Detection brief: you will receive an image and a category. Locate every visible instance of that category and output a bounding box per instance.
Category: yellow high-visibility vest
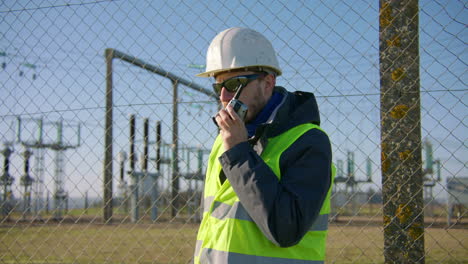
[194,123,335,264]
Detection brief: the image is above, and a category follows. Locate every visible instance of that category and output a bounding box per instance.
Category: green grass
[0,222,198,264]
[1,222,466,264]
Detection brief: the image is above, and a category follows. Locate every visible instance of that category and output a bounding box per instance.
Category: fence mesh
[0,0,466,263]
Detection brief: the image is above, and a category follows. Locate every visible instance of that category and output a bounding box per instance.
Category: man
[193,27,335,264]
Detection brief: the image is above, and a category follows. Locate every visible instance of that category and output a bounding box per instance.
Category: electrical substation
[1,117,81,221]
[1,48,217,224]
[0,48,458,227]
[102,48,218,223]
[115,115,210,223]
[332,139,443,220]
[0,111,448,224]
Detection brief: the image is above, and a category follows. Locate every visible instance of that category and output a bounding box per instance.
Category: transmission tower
[33,147,45,218]
[17,117,81,220]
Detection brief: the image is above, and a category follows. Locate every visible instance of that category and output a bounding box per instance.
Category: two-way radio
[212,83,248,127]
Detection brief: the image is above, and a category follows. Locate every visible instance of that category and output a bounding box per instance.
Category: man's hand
[214,105,248,151]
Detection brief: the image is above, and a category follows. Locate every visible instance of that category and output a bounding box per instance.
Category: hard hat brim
[196,65,282,78]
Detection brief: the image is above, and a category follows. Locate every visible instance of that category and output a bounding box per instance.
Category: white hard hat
[196,27,282,77]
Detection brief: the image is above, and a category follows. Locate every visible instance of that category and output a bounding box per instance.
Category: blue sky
[0,0,466,201]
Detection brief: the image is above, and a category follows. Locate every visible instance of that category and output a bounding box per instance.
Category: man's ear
[264,74,276,93]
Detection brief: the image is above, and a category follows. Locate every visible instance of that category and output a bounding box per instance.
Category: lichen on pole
[379,1,425,263]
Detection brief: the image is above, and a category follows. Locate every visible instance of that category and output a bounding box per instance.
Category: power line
[1,33,464,76]
[1,89,465,119]
[0,100,217,119]
[0,0,119,13]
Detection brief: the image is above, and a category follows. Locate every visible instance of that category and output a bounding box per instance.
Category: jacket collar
[248,86,321,155]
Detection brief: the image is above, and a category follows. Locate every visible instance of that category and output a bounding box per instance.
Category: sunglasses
[212,74,263,95]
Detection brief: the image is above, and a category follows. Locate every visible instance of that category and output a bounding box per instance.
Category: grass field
[0,220,466,264]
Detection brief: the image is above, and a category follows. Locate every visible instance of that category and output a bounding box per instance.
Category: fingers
[214,109,231,128]
[215,106,239,129]
[225,104,239,121]
[214,105,248,150]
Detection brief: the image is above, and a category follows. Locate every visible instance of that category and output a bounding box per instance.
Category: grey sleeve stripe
[206,198,329,232]
[203,196,215,213]
[194,239,203,257]
[310,214,329,231]
[211,201,253,221]
[200,248,324,264]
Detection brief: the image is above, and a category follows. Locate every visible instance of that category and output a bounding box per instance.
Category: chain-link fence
[0,0,466,263]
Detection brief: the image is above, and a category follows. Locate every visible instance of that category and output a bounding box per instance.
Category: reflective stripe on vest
[195,241,324,264]
[203,197,329,232]
[194,123,335,264]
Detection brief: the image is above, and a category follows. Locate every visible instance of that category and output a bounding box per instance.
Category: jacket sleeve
[219,128,332,247]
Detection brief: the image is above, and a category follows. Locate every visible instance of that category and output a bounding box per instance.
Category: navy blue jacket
[218,86,333,247]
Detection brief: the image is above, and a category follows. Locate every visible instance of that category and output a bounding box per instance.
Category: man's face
[215,71,274,122]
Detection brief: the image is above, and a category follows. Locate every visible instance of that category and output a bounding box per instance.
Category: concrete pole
[103,48,114,223]
[379,1,425,263]
[171,79,179,218]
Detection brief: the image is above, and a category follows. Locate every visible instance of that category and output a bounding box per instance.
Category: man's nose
[219,87,235,102]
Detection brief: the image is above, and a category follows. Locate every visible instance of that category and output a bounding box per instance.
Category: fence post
[379,1,425,263]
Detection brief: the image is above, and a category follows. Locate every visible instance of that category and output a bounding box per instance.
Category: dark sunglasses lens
[213,74,258,94]
[212,83,222,93]
[224,78,246,92]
